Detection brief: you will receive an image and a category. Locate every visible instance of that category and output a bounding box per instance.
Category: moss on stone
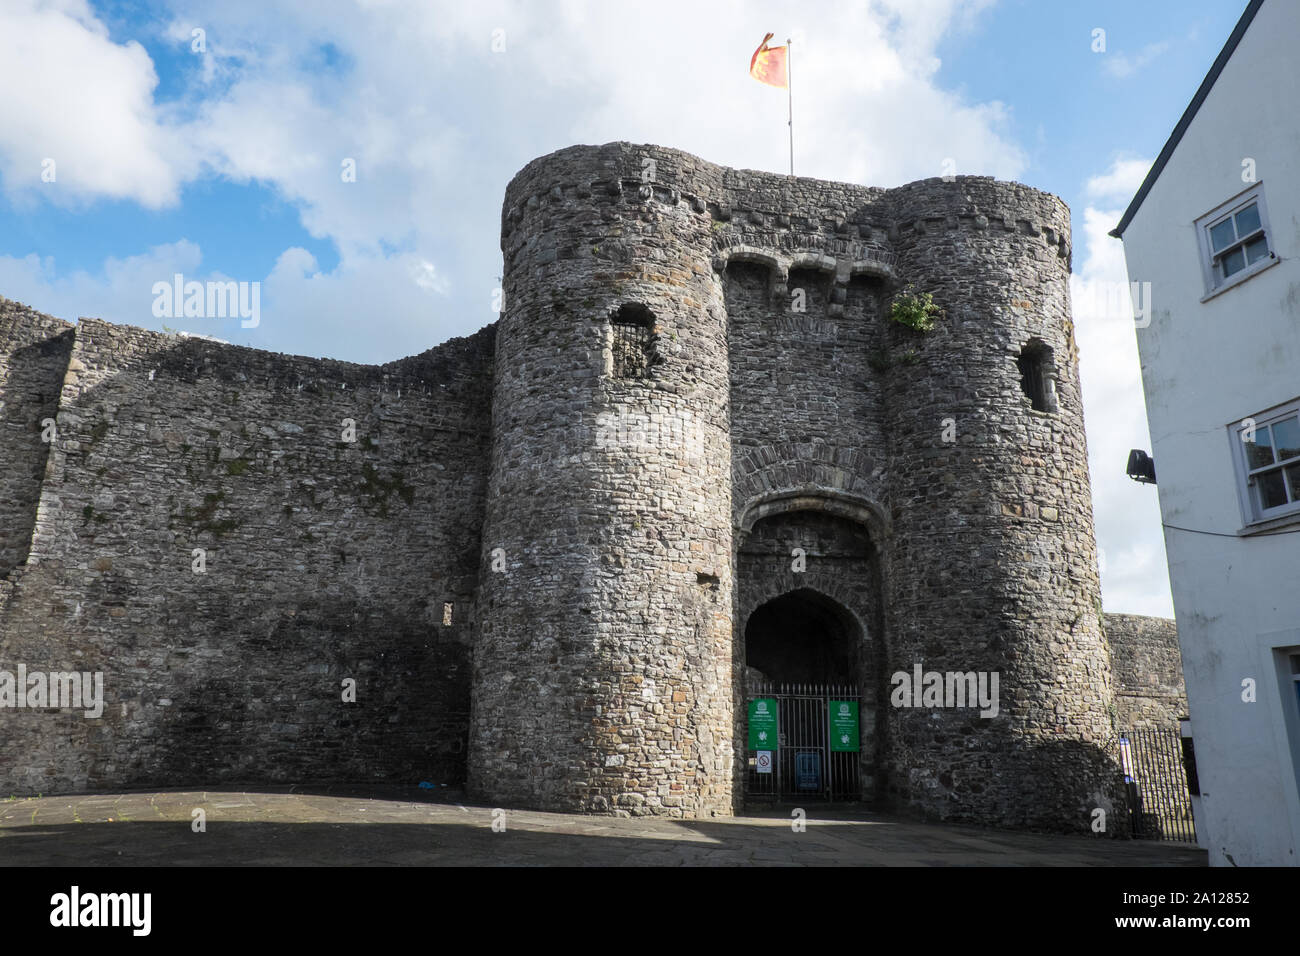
[358,463,415,517]
[180,491,241,537]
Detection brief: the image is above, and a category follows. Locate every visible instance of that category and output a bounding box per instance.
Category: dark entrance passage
[746,589,856,684]
[743,590,862,803]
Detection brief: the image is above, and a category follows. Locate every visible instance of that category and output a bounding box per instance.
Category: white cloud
[0,240,202,324]
[873,0,998,56]
[4,0,1028,218]
[0,0,194,208]
[1085,157,1151,202]
[1070,166,1174,616]
[537,1,1024,187]
[255,246,462,362]
[0,240,469,363]
[1101,40,1172,80]
[1,0,1029,361]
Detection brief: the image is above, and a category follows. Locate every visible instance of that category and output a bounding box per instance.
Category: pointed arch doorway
[734,501,883,805]
[743,588,864,803]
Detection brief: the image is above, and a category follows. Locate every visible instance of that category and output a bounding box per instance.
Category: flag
[749,32,787,89]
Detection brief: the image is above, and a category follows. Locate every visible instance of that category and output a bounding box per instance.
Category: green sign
[748,698,778,750]
[830,700,859,752]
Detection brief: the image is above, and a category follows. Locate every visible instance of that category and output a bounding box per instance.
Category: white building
[1112,0,1300,866]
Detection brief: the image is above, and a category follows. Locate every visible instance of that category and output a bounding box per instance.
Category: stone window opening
[442,601,454,626]
[1017,340,1058,413]
[787,267,832,315]
[609,303,661,379]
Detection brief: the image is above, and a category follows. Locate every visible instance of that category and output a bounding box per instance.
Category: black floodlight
[1126,449,1157,484]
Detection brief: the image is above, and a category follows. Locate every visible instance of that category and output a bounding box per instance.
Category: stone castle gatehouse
[0,143,1184,831]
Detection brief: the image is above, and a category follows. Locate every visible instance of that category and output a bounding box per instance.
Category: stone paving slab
[0,789,1207,866]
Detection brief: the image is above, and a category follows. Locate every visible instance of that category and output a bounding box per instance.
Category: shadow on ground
[0,788,1207,867]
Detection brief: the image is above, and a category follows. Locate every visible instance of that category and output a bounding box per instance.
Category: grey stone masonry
[1105,614,1187,730]
[475,141,1115,828]
[0,300,73,582]
[0,142,1188,835]
[1,304,494,794]
[473,144,737,817]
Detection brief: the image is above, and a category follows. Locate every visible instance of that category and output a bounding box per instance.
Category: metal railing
[1114,729,1197,842]
[745,682,861,803]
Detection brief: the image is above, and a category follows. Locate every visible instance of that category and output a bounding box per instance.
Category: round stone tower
[878,177,1120,829]
[469,144,736,816]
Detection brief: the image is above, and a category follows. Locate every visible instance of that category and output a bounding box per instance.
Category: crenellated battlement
[500,143,1071,336]
[502,145,1070,251]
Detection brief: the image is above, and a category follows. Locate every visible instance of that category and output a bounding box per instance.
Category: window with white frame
[1230,398,1300,525]
[1197,185,1274,294]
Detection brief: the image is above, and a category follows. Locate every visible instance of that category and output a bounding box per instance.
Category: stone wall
[735,510,884,797]
[0,299,73,583]
[471,143,737,817]
[1,142,1162,834]
[879,178,1120,830]
[477,142,1122,830]
[0,308,494,794]
[1104,613,1187,729]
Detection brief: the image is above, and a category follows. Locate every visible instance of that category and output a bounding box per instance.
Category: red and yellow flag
[749,32,787,89]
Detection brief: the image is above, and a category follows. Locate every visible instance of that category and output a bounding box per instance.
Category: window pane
[1221,247,1246,278]
[1245,424,1275,468]
[1210,218,1237,252]
[1235,203,1262,235]
[1258,470,1288,509]
[1288,464,1300,503]
[1273,417,1300,461]
[1246,235,1270,265]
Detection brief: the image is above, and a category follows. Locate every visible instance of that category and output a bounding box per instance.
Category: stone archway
[744,588,858,685]
[740,587,871,803]
[733,506,885,802]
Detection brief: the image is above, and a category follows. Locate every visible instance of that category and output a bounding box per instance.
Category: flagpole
[787,37,794,175]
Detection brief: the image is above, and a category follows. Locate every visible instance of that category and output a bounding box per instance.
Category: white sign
[756,750,773,774]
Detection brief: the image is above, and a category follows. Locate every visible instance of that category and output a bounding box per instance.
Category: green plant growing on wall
[358,463,415,518]
[85,420,110,448]
[179,491,240,537]
[80,504,108,525]
[889,286,944,333]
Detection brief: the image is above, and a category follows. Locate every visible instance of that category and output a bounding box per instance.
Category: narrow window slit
[1017,341,1058,413]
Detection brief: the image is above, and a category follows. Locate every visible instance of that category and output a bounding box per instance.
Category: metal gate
[744,682,861,803]
[1115,729,1197,842]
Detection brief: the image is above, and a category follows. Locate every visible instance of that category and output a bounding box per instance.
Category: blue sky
[0,0,1255,615]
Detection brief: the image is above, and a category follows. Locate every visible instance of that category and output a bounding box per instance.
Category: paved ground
[0,788,1207,866]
